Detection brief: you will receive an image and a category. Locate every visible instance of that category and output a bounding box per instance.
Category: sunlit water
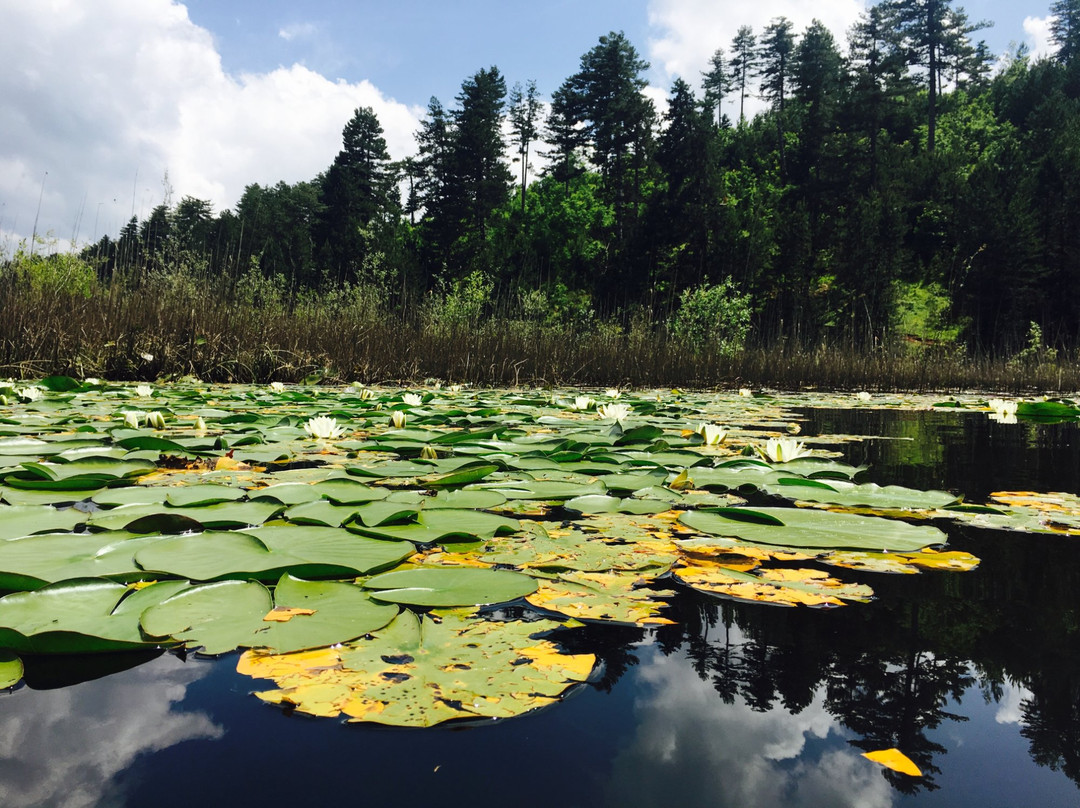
[1,408,1079,807]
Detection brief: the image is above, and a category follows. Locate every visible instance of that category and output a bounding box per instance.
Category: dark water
[2,409,1080,808]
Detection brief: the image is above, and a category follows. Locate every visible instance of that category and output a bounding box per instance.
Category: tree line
[77,0,1080,354]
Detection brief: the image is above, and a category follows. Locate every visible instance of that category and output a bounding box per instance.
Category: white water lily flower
[269,381,285,393]
[390,410,408,428]
[135,385,153,397]
[739,388,753,397]
[696,423,727,445]
[304,416,345,440]
[449,384,462,394]
[570,395,594,411]
[989,412,1018,424]
[147,411,167,429]
[759,437,813,463]
[605,388,621,399]
[17,386,44,402]
[350,384,375,400]
[122,411,144,429]
[84,377,100,385]
[402,393,422,407]
[857,391,872,401]
[597,402,632,422]
[987,398,1019,419]
[195,416,207,432]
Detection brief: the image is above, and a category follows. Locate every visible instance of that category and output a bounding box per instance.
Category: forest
[7,0,1080,384]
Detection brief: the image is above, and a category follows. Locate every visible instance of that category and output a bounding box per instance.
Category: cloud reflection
[605,642,893,808]
[0,655,221,808]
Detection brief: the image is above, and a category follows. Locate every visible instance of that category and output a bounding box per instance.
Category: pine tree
[701,48,733,127]
[730,26,758,124]
[1051,0,1080,66]
[508,80,542,214]
[759,17,796,177]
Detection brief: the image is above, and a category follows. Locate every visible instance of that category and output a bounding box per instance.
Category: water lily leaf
[350,508,519,544]
[238,610,594,726]
[0,578,188,653]
[421,489,507,510]
[283,500,368,527]
[18,457,156,482]
[351,501,422,527]
[424,463,500,488]
[138,575,399,655]
[679,507,946,552]
[0,650,22,688]
[0,531,165,589]
[0,485,104,506]
[88,500,285,531]
[673,558,874,607]
[165,484,247,507]
[862,748,923,777]
[475,479,606,501]
[92,487,170,507]
[1015,400,1080,420]
[766,480,960,510]
[821,548,981,574]
[314,479,390,505]
[345,460,438,479]
[364,566,537,606]
[526,571,676,625]
[0,504,86,540]
[247,482,327,505]
[563,495,672,515]
[133,525,414,581]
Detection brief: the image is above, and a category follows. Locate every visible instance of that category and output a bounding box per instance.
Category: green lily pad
[0,504,86,540]
[678,507,947,552]
[138,575,399,655]
[0,578,188,653]
[0,650,22,688]
[132,525,414,581]
[364,566,538,606]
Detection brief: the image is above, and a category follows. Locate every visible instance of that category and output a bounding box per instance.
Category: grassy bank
[1,262,1075,393]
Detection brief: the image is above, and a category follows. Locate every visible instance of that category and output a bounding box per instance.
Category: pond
[0,385,1078,808]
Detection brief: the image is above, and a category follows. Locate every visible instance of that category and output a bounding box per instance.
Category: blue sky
[0,0,1058,251]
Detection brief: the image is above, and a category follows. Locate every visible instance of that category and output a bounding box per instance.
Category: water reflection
[0,654,221,808]
[0,408,1078,807]
[607,637,892,808]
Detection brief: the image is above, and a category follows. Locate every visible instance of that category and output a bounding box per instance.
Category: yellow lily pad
[862,747,923,776]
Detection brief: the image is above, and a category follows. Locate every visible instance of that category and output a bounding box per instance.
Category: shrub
[668,278,751,356]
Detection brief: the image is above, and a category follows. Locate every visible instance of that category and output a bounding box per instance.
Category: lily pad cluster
[0,378,1016,721]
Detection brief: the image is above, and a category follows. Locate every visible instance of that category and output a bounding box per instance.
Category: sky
[0,0,1059,253]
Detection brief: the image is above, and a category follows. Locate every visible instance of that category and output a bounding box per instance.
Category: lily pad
[238,610,594,726]
[364,566,538,607]
[678,507,947,552]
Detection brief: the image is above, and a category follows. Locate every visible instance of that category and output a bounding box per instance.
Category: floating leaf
[679,507,946,552]
[139,575,399,655]
[862,748,923,777]
[133,525,414,581]
[0,504,86,540]
[673,558,873,607]
[238,610,594,726]
[0,578,188,653]
[526,570,676,625]
[364,566,537,607]
[0,650,22,688]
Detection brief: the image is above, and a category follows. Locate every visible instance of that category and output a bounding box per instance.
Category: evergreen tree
[701,48,733,127]
[508,80,542,214]
[451,66,513,255]
[542,83,588,195]
[730,26,758,124]
[317,106,395,285]
[759,17,796,177]
[1051,0,1080,66]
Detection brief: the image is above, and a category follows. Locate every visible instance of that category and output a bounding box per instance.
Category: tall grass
[0,255,1076,393]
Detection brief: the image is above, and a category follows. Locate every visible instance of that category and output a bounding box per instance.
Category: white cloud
[995,680,1034,725]
[278,22,318,42]
[645,0,867,120]
[603,642,895,808]
[0,0,421,250]
[0,654,220,808]
[1023,15,1055,59]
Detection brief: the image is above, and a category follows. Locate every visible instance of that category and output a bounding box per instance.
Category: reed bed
[0,272,1075,394]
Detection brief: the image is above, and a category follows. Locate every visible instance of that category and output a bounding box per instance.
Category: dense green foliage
[13,0,1080,359]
